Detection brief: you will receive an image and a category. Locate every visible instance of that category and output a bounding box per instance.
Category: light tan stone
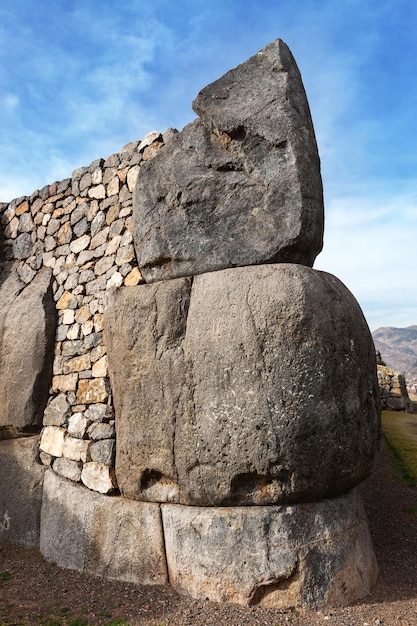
[105,235,121,256]
[70,234,91,254]
[115,244,135,266]
[138,131,162,152]
[4,216,18,238]
[117,167,129,183]
[40,426,66,457]
[107,176,120,197]
[75,305,91,324]
[16,200,29,216]
[63,353,91,374]
[91,167,102,184]
[66,323,80,340]
[81,461,117,493]
[56,290,79,310]
[93,313,104,332]
[82,320,94,336]
[107,271,123,289]
[95,256,115,276]
[92,355,107,378]
[127,166,140,192]
[142,142,163,161]
[124,267,142,286]
[57,221,72,245]
[63,436,91,462]
[68,412,90,438]
[52,373,78,393]
[77,378,108,404]
[90,226,109,249]
[62,309,75,325]
[88,184,106,199]
[106,204,119,225]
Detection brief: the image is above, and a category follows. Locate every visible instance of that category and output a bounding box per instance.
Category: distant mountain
[372,325,417,382]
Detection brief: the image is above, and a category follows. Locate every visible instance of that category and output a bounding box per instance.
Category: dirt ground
[1,440,417,626]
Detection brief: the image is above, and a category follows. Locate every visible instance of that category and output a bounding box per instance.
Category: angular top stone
[133,39,324,283]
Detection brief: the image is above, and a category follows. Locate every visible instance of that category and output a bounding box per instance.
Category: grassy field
[382,409,417,488]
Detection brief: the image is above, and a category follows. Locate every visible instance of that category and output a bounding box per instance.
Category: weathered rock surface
[161,489,378,608]
[106,264,380,506]
[40,469,167,584]
[0,266,56,438]
[0,436,45,547]
[133,39,323,283]
[105,277,192,503]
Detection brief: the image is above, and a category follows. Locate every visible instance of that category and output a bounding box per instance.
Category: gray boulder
[40,469,168,584]
[0,436,46,547]
[0,266,56,438]
[161,489,378,608]
[133,39,323,283]
[105,264,380,506]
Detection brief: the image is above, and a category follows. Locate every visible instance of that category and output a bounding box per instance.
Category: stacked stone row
[0,130,167,494]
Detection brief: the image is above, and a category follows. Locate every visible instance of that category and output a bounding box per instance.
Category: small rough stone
[77,378,109,404]
[67,412,90,438]
[40,426,66,457]
[43,394,71,427]
[81,461,117,493]
[53,456,83,482]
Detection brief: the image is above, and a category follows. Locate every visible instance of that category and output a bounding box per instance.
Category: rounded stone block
[106,264,380,506]
[161,490,378,609]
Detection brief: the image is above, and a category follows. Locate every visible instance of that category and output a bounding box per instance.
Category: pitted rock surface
[105,264,380,506]
[0,265,56,438]
[161,489,378,608]
[133,39,324,283]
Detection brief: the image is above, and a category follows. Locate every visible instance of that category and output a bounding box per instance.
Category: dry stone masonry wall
[0,39,381,610]
[0,130,168,493]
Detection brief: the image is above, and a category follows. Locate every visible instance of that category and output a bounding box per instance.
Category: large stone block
[161,490,378,609]
[133,39,323,283]
[105,277,192,504]
[0,265,56,438]
[40,469,167,584]
[0,436,45,547]
[105,264,380,506]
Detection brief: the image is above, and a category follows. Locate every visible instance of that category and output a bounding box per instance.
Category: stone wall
[0,38,381,610]
[0,130,169,494]
[377,364,414,413]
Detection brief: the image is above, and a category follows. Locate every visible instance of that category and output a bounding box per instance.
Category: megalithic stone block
[0,436,46,547]
[105,264,380,506]
[105,276,192,504]
[133,39,324,283]
[161,490,378,609]
[0,265,56,439]
[40,469,168,585]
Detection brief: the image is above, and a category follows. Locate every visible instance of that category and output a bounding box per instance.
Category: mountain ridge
[372,325,417,385]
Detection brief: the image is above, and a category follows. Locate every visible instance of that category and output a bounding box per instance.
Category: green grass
[382,410,417,488]
[0,572,12,582]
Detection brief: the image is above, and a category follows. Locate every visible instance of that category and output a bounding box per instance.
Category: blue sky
[1,0,416,331]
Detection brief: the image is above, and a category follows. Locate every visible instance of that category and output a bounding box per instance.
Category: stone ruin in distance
[0,39,381,609]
